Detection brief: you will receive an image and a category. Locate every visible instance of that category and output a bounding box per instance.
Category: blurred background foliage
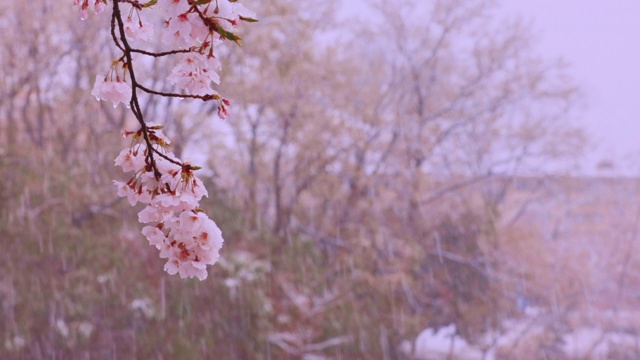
[3,0,638,359]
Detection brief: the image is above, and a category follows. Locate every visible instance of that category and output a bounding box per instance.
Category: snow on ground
[401,308,640,360]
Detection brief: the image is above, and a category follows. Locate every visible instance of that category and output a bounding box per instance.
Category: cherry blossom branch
[77,0,256,280]
[137,83,221,101]
[151,146,183,166]
[112,0,169,179]
[110,5,125,52]
[130,47,193,57]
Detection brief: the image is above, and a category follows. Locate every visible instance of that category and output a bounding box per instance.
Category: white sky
[341,1,640,175]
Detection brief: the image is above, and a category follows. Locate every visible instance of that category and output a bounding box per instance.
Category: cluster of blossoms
[81,0,256,119]
[91,64,132,108]
[75,0,255,280]
[114,126,222,280]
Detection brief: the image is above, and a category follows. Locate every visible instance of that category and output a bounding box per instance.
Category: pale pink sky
[342,1,640,174]
[500,1,640,174]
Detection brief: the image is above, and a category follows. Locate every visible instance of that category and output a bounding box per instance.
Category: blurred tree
[217,0,584,351]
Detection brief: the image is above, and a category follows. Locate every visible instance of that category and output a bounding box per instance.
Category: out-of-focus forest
[2,0,639,359]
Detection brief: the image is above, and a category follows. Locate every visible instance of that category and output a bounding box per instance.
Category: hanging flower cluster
[75,0,256,280]
[114,126,222,280]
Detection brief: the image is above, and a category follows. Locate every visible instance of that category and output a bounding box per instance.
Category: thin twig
[130,47,193,57]
[137,83,220,101]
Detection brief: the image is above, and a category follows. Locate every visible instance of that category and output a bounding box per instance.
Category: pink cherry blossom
[215,1,257,31]
[124,13,154,42]
[156,0,190,18]
[94,0,106,14]
[114,148,145,173]
[167,53,221,95]
[138,205,173,224]
[164,258,180,276]
[188,12,210,42]
[217,104,229,120]
[142,226,167,249]
[91,75,132,108]
[186,174,208,200]
[114,180,152,206]
[162,13,193,48]
[178,261,208,280]
[73,0,106,20]
[194,216,223,252]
